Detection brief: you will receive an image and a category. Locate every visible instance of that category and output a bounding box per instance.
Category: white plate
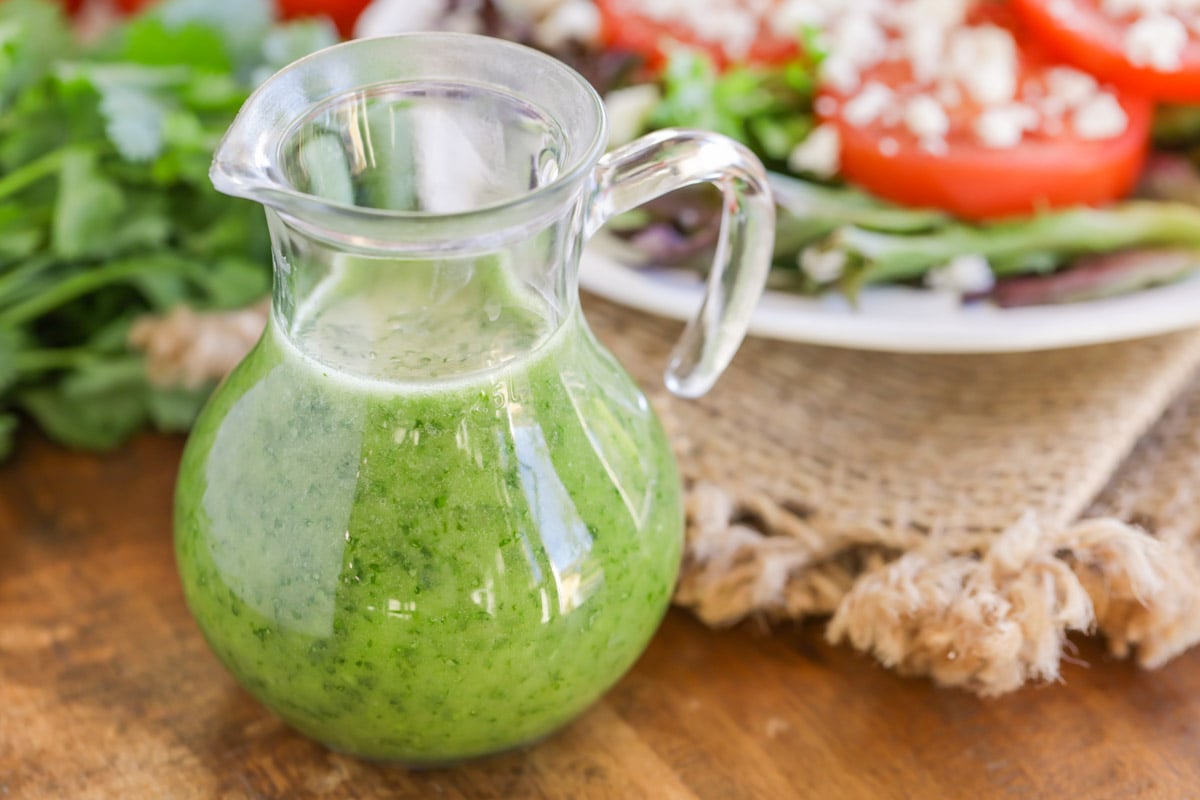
[580,236,1200,354]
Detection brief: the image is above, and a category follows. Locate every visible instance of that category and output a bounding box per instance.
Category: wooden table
[3,434,1199,799]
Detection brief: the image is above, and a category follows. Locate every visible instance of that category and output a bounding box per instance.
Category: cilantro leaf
[51,148,126,259]
[147,385,209,431]
[98,81,171,162]
[18,357,148,449]
[120,18,232,72]
[0,0,71,111]
[0,0,331,458]
[151,0,273,77]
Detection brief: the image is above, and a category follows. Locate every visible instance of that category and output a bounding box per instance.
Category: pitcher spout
[210,33,607,256]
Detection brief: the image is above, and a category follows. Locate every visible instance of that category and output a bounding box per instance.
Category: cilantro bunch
[0,0,335,458]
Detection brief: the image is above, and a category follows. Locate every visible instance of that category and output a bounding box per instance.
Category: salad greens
[0,0,335,459]
[650,44,820,165]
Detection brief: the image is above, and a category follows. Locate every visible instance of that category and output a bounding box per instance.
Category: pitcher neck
[266,209,584,383]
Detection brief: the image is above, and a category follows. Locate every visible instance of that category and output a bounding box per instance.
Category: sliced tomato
[277,0,369,37]
[1013,0,1200,103]
[822,20,1153,220]
[595,0,798,69]
[114,0,154,12]
[830,102,1151,220]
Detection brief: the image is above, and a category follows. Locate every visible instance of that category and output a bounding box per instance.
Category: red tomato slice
[277,0,369,38]
[1013,0,1200,103]
[595,0,798,69]
[821,15,1153,220]
[114,0,154,13]
[830,99,1151,220]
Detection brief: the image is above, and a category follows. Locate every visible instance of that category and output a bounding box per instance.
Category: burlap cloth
[133,295,1200,696]
[583,296,1200,696]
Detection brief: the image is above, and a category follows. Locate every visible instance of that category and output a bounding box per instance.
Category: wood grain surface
[3,433,1200,799]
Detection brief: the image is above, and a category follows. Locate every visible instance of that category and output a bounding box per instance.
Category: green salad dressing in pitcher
[175,34,774,764]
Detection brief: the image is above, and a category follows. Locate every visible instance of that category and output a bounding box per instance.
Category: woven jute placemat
[584,296,1200,696]
[134,295,1200,696]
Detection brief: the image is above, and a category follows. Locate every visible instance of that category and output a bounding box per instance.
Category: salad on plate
[358,0,1200,309]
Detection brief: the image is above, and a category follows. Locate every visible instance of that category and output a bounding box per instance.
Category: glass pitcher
[174,33,773,765]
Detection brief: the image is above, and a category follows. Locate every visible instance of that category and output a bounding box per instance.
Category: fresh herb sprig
[649,43,820,166]
[0,0,335,458]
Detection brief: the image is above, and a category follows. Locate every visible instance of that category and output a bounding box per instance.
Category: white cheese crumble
[820,54,863,95]
[975,105,1037,149]
[533,0,601,50]
[1044,67,1099,107]
[1125,14,1189,71]
[948,25,1019,106]
[604,84,662,148]
[787,123,841,177]
[1072,92,1130,139]
[688,8,760,61]
[799,247,847,284]
[353,0,448,37]
[769,0,838,36]
[904,95,949,140]
[935,81,963,108]
[901,21,947,85]
[814,95,840,117]
[843,82,894,127]
[1103,0,1174,17]
[925,254,995,294]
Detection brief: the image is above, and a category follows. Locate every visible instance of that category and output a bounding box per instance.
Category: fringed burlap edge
[677,482,1200,696]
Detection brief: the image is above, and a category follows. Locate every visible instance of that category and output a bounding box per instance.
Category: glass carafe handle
[585,128,775,398]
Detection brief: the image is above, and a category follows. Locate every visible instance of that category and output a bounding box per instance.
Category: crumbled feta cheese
[897,0,969,30]
[684,7,760,61]
[604,85,661,148]
[975,105,1038,148]
[904,95,949,140]
[935,81,963,108]
[948,25,1018,105]
[926,254,995,294]
[1103,0,1172,16]
[493,0,562,19]
[843,82,894,127]
[820,54,862,95]
[1044,67,1098,107]
[769,0,837,36]
[787,123,840,178]
[533,0,600,49]
[1049,0,1077,18]
[900,20,946,84]
[353,0,446,37]
[441,9,484,33]
[878,136,900,156]
[892,0,969,82]
[830,12,888,70]
[1125,14,1188,71]
[814,95,840,117]
[1072,92,1129,139]
[1040,95,1068,118]
[799,247,847,284]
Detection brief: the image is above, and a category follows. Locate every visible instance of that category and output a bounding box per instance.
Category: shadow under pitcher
[173,32,775,765]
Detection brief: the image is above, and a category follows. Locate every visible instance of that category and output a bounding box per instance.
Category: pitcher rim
[210,33,610,249]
